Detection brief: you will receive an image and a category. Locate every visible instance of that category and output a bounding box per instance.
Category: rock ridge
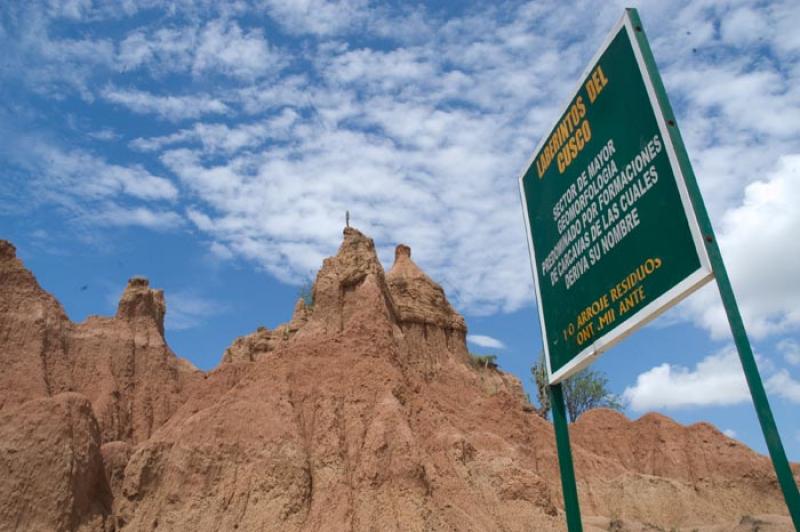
[1,233,797,531]
[0,240,200,445]
[116,276,166,336]
[221,229,470,374]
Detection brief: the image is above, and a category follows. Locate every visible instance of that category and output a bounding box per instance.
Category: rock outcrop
[115,276,166,335]
[0,240,201,446]
[222,298,311,364]
[387,243,466,335]
[0,242,201,447]
[0,231,797,531]
[302,226,400,338]
[0,393,111,531]
[70,277,201,444]
[570,408,800,526]
[0,240,72,409]
[386,243,470,376]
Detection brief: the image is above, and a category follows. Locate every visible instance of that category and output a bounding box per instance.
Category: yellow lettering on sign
[565,257,663,345]
[557,119,592,174]
[585,65,609,104]
[536,96,587,178]
[618,285,646,315]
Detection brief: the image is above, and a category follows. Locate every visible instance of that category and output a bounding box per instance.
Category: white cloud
[624,342,800,410]
[193,20,281,79]
[45,0,95,21]
[166,291,228,331]
[778,339,800,366]
[161,113,537,304]
[765,369,800,404]
[678,155,800,339]
[770,1,800,55]
[723,428,736,438]
[0,5,115,99]
[720,7,769,45]
[640,1,800,230]
[4,0,800,328]
[0,131,181,232]
[261,0,370,36]
[118,19,283,79]
[4,138,178,203]
[131,110,298,154]
[209,241,234,261]
[467,334,506,350]
[148,2,607,309]
[102,87,230,121]
[124,0,799,324]
[623,347,751,411]
[88,128,120,141]
[89,204,184,231]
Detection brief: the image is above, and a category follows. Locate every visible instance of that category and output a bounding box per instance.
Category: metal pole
[709,234,800,528]
[549,383,583,531]
[627,9,800,528]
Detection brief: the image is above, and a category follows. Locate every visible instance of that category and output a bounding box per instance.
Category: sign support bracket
[549,383,583,531]
[627,9,800,528]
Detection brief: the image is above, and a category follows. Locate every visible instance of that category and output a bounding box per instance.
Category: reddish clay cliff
[0,240,200,445]
[0,231,796,531]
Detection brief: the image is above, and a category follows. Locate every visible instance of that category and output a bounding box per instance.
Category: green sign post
[519,8,800,531]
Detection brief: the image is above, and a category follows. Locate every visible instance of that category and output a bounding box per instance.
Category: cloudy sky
[2,0,799,462]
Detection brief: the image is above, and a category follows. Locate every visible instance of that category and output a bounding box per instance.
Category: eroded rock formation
[0,393,111,531]
[222,298,310,364]
[0,231,796,531]
[0,242,200,448]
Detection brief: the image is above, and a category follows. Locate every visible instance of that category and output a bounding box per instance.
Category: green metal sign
[520,10,800,531]
[519,13,712,384]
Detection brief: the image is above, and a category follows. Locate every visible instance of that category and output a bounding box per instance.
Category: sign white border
[518,11,713,385]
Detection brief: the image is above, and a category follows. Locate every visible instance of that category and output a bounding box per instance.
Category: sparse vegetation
[468,353,498,370]
[530,350,623,422]
[562,367,623,422]
[530,351,551,419]
[607,517,624,532]
[608,505,623,531]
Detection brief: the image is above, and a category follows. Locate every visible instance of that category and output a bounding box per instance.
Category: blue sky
[2,0,800,462]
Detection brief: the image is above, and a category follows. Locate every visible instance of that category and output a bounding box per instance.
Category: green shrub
[530,350,623,422]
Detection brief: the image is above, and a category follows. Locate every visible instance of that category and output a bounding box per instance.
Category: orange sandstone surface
[0,231,796,531]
